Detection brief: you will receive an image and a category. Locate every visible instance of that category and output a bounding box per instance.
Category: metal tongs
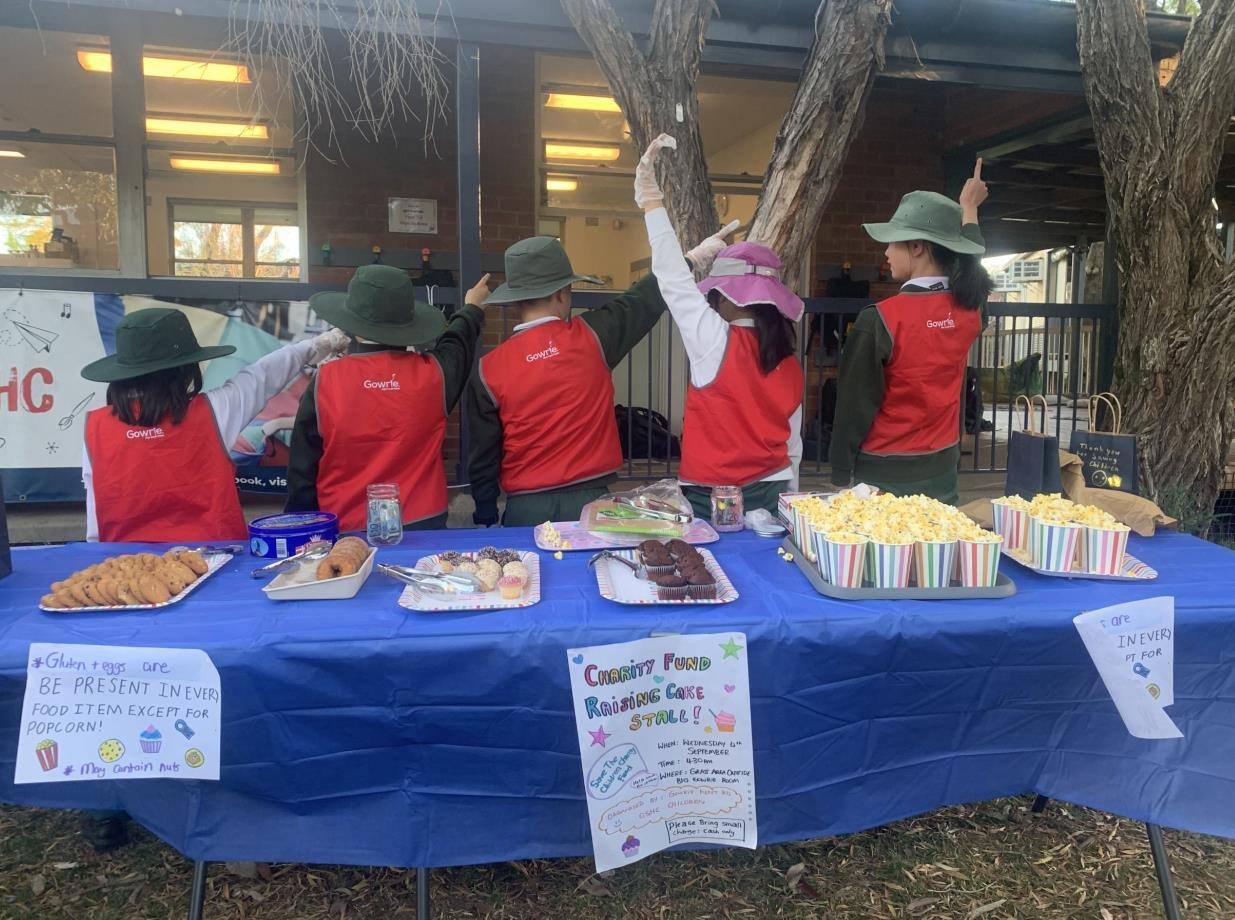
[250,542,332,579]
[377,563,486,594]
[612,494,692,525]
[587,550,647,580]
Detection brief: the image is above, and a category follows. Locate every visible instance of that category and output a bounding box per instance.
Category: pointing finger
[718,219,742,238]
[973,157,983,180]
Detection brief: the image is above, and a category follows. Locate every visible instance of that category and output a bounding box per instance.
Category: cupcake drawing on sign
[139,725,163,754]
[713,710,737,733]
[35,739,59,772]
[621,835,640,859]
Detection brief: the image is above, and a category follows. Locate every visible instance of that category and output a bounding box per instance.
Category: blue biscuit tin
[248,511,339,558]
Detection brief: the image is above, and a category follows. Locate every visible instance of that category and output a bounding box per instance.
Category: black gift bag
[1069,392,1139,494]
[1005,395,1062,500]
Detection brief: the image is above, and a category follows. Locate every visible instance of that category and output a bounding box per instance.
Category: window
[171,201,299,278]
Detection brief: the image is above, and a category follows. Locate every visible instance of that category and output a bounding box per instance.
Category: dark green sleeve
[828,306,893,486]
[285,376,322,512]
[465,368,503,525]
[962,221,984,250]
[580,274,668,369]
[429,304,484,412]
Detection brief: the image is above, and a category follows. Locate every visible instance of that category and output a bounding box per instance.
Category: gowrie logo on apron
[363,375,400,391]
[525,342,561,363]
[125,427,166,440]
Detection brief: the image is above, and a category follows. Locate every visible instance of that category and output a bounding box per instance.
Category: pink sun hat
[697,241,804,323]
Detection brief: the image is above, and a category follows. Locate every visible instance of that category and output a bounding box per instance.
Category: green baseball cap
[81,308,236,383]
[863,190,985,255]
[309,264,445,347]
[485,236,601,305]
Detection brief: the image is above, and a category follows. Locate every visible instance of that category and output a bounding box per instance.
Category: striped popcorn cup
[1079,524,1130,575]
[866,540,915,589]
[1029,516,1081,572]
[957,535,1003,588]
[913,539,957,588]
[823,533,868,588]
[990,500,1029,550]
[794,507,816,562]
[810,527,832,582]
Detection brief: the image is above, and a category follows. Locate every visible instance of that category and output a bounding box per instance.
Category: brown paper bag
[962,450,1177,537]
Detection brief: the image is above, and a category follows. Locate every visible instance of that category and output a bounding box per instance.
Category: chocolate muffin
[653,573,689,601]
[665,539,693,556]
[637,539,665,555]
[686,570,717,600]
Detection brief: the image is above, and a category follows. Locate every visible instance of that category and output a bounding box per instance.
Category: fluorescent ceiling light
[77,49,251,83]
[0,150,25,158]
[147,117,269,140]
[545,142,621,162]
[544,92,621,113]
[169,156,279,175]
[545,176,579,191]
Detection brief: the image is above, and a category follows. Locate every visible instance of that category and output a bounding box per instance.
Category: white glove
[634,133,677,208]
[307,327,350,364]
[685,219,742,274]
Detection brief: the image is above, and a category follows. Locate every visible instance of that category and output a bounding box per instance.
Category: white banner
[1074,597,1181,740]
[16,643,221,783]
[567,633,757,872]
[0,290,107,469]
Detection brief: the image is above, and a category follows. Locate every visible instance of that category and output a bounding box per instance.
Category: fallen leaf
[907,898,938,914]
[1100,909,1114,920]
[30,874,45,896]
[577,876,611,897]
[785,862,807,891]
[968,899,1007,918]
[52,862,79,871]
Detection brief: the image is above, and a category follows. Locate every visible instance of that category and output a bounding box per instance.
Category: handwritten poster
[566,633,756,872]
[1073,597,1181,740]
[0,289,108,470]
[387,197,438,234]
[16,643,222,784]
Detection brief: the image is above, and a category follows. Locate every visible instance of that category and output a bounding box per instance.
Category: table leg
[417,866,431,920]
[188,860,208,920]
[1146,823,1182,920]
[1030,795,1050,814]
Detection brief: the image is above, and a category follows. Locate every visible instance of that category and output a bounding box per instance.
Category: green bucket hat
[81,307,236,383]
[486,236,601,305]
[309,264,446,347]
[863,191,985,255]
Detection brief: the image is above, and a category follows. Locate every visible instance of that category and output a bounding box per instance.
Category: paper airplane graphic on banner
[12,319,58,353]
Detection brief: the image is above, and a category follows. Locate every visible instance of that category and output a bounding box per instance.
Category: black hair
[707,290,797,375]
[106,364,203,427]
[925,242,993,311]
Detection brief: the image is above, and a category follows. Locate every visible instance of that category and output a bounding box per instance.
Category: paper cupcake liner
[958,537,1003,588]
[991,501,1029,550]
[1080,526,1129,575]
[866,541,914,589]
[140,740,162,754]
[914,539,957,588]
[1029,517,1081,572]
[823,536,867,588]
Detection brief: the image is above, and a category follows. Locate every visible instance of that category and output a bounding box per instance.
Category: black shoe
[980,419,995,432]
[83,815,130,853]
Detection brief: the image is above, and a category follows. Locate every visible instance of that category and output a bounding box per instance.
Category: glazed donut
[332,537,371,560]
[316,554,360,581]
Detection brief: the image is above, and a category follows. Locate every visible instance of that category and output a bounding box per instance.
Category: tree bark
[746,0,893,280]
[560,0,719,256]
[1076,0,1235,522]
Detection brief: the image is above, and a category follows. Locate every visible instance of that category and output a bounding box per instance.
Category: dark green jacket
[285,304,485,513]
[466,274,668,525]
[829,224,986,487]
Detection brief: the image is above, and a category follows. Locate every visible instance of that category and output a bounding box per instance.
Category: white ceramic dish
[262,548,377,600]
[397,551,541,612]
[593,548,738,605]
[39,553,233,613]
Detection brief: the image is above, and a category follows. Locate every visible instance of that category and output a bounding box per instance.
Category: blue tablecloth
[0,530,1233,867]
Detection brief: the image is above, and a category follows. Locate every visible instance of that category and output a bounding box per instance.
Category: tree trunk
[1076,0,1235,523]
[560,0,719,255]
[747,0,893,280]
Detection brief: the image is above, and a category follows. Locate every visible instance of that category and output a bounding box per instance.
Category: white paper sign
[566,633,757,872]
[387,197,438,234]
[0,290,107,469]
[1074,597,1182,740]
[16,643,221,783]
